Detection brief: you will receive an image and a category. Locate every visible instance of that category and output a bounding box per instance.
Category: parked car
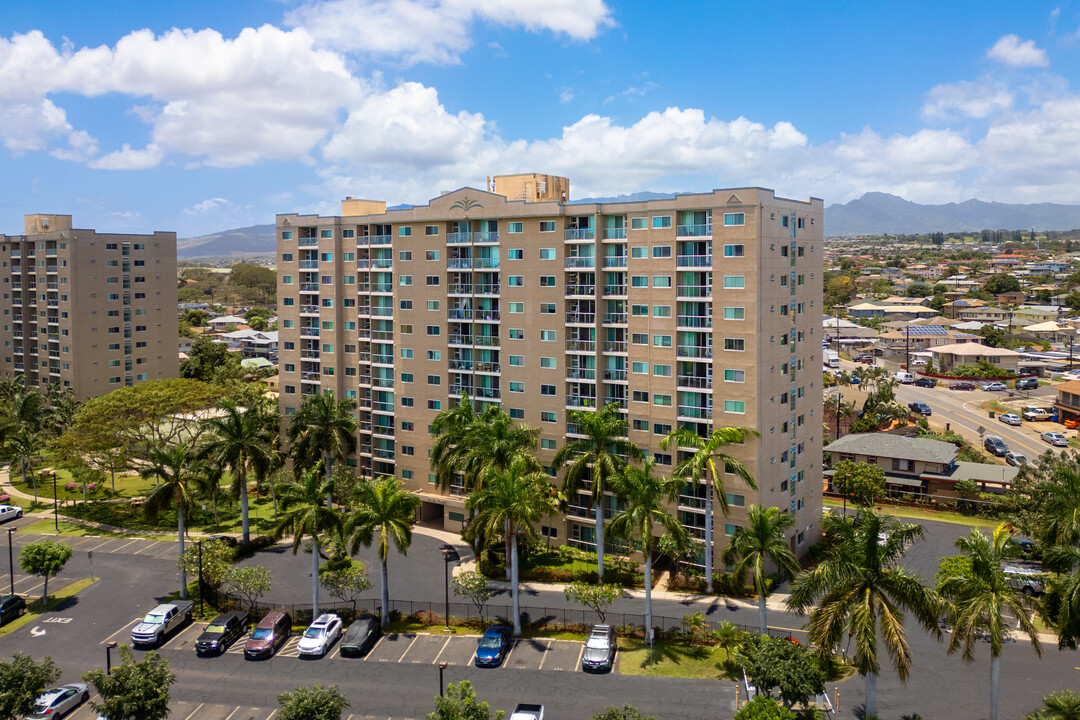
[853,353,873,363]
[894,371,915,384]
[297,613,343,658]
[509,705,545,720]
[1016,377,1040,390]
[1006,452,1029,467]
[340,615,381,657]
[244,610,292,660]
[998,413,1022,426]
[981,382,1008,392]
[205,534,238,548]
[474,625,512,667]
[195,611,249,656]
[0,504,23,523]
[984,436,1009,457]
[27,684,89,719]
[1004,566,1047,596]
[907,402,932,416]
[1022,406,1051,421]
[1042,432,1069,447]
[913,377,937,388]
[0,594,26,626]
[131,601,193,648]
[581,624,617,672]
[949,381,976,390]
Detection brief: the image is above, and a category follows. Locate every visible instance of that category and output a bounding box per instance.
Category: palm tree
[659,425,759,592]
[8,427,45,503]
[608,459,686,646]
[273,468,340,618]
[554,403,643,581]
[1042,544,1080,649]
[459,406,542,487]
[192,463,226,526]
[141,443,198,599]
[199,399,274,543]
[938,524,1042,720]
[429,392,480,491]
[1025,690,1080,720]
[346,476,421,629]
[786,509,941,718]
[721,504,800,634]
[1040,467,1080,547]
[287,391,357,508]
[465,456,556,635]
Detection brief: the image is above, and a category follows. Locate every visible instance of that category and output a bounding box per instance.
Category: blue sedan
[474,625,512,667]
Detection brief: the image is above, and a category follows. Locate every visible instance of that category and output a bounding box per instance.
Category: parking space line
[500,639,518,669]
[536,639,553,670]
[222,707,241,720]
[101,617,141,645]
[130,541,161,556]
[431,636,451,664]
[364,635,386,660]
[65,537,95,550]
[398,635,419,662]
[150,543,179,559]
[110,539,141,554]
[264,711,277,720]
[573,643,585,671]
[182,703,204,720]
[87,538,121,553]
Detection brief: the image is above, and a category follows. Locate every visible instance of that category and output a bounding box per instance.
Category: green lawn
[11,468,160,503]
[60,492,281,534]
[617,637,732,679]
[20,519,163,539]
[823,497,999,528]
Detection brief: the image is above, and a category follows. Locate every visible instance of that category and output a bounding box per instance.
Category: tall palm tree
[786,509,941,718]
[8,427,45,503]
[1042,544,1080,649]
[721,504,800,634]
[346,476,421,629]
[141,443,198,599]
[287,391,357,508]
[429,392,480,491]
[199,399,274,543]
[554,403,643,581]
[938,524,1042,720]
[465,456,556,635]
[1025,690,1080,720]
[1040,467,1080,547]
[273,468,340,618]
[459,406,542,487]
[608,459,686,646]
[659,425,759,593]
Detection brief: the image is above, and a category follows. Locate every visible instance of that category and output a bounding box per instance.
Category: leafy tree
[830,460,885,508]
[288,392,357,507]
[938,525,1041,720]
[786,509,941,718]
[978,325,1009,349]
[223,565,272,611]
[555,403,643,582]
[1025,690,1080,720]
[426,681,504,720]
[0,653,60,720]
[608,459,686,644]
[276,685,350,720]
[934,555,972,590]
[563,581,623,623]
[452,571,493,620]
[274,468,340,618]
[181,336,242,382]
[721,505,800,634]
[984,273,1022,295]
[83,646,174,720]
[905,283,932,297]
[589,707,655,720]
[346,476,421,629]
[229,263,277,302]
[734,635,826,710]
[429,393,481,492]
[19,539,73,605]
[177,538,234,590]
[661,425,759,592]
[141,443,198,599]
[320,564,373,613]
[8,428,45,503]
[732,695,797,720]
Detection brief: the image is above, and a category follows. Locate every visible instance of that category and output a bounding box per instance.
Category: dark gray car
[581,624,616,672]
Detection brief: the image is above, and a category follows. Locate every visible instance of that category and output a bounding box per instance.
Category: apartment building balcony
[447,258,472,270]
[603,227,627,240]
[372,425,395,437]
[10,265,21,274]
[357,373,372,386]
[373,448,395,460]
[676,255,713,268]
[298,260,319,269]
[677,314,713,329]
[449,334,472,347]
[450,385,500,400]
[565,228,595,241]
[372,330,394,341]
[371,283,393,293]
[602,396,627,410]
[472,361,498,374]
[566,368,596,381]
[567,395,597,410]
[602,312,627,325]
[566,422,586,437]
[371,307,393,317]
[355,236,370,247]
[448,283,472,295]
[372,401,394,413]
[564,257,595,269]
[565,311,596,325]
[678,494,707,511]
[372,354,393,365]
[677,375,713,390]
[676,224,712,237]
[356,259,371,269]
[677,285,712,299]
[678,405,712,421]
[298,237,318,246]
[46,282,58,291]
[358,443,373,456]
[474,283,500,295]
[677,345,713,360]
[602,284,627,297]
[602,256,627,269]
[447,232,473,244]
[370,258,393,269]
[300,349,321,359]
[372,377,394,388]
[473,257,499,269]
[603,369,628,382]
[299,327,320,338]
[565,284,595,297]
[448,358,473,372]
[357,305,371,316]
[300,305,320,315]
[299,283,319,293]
[369,234,392,246]
[565,339,596,353]
[602,340,627,354]
[301,372,322,382]
[475,231,499,243]
[355,282,371,292]
[45,265,58,274]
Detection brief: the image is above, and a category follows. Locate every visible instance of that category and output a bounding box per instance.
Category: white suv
[0,505,23,523]
[297,613,343,657]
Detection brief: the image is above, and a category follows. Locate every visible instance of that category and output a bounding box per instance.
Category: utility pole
[904,327,911,371]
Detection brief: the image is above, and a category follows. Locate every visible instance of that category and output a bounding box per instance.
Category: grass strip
[616,637,730,679]
[0,578,99,637]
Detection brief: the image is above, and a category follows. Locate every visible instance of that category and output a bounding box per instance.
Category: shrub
[733,695,796,720]
[0,494,9,503]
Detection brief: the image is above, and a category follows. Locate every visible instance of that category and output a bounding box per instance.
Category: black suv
[913,377,936,388]
[1016,378,1039,390]
[0,595,25,626]
[984,436,1009,457]
[196,611,249,656]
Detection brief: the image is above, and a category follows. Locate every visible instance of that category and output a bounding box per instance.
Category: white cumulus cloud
[922,79,1013,120]
[986,34,1049,67]
[89,143,164,170]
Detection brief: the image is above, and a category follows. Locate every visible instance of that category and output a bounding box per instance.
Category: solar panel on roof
[902,325,949,336]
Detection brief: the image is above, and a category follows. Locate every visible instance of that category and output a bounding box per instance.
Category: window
[723,276,745,289]
[631,246,647,258]
[400,300,413,310]
[653,334,672,347]
[400,372,413,382]
[539,248,556,260]
[321,321,334,330]
[726,493,746,507]
[653,364,672,377]
[398,226,412,237]
[400,397,414,407]
[539,221,556,232]
[540,411,557,423]
[426,276,440,286]
[540,276,556,287]
[723,212,745,226]
[508,276,524,286]
[539,357,557,369]
[343,275,355,285]
[400,324,413,334]
[399,275,413,286]
[631,217,648,230]
[509,355,524,366]
[654,423,672,436]
[723,307,745,320]
[654,453,672,466]
[540,303,556,314]
[509,408,525,419]
[540,330,556,342]
[632,391,649,403]
[797,274,805,286]
[724,369,745,383]
[631,333,648,345]
[428,400,442,410]
[724,400,746,414]
[425,250,440,261]
[652,276,671,288]
[282,275,293,285]
[631,305,648,316]
[723,244,744,257]
[631,275,648,287]
[540,384,557,395]
[653,246,672,258]
[724,338,745,351]
[652,216,672,229]
[320,229,332,238]
[508,222,523,234]
[320,252,333,262]
[653,394,672,406]
[342,230,354,239]
[427,375,441,386]
[509,328,524,339]
[427,350,441,360]
[508,249,523,260]
[509,381,524,393]
[653,305,671,317]
[508,302,524,313]
[541,438,557,450]
[427,300,440,310]
[425,225,439,236]
[399,250,412,261]
[632,419,649,431]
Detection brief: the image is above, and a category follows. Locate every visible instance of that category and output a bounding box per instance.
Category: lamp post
[6,527,16,596]
[52,473,59,532]
[439,661,448,697]
[198,540,204,616]
[106,641,117,675]
[441,545,460,631]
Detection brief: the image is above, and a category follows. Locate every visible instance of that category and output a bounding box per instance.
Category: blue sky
[1,1,1079,237]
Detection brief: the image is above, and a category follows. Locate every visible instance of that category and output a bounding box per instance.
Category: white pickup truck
[131,601,193,648]
[1021,406,1051,422]
[509,704,544,720]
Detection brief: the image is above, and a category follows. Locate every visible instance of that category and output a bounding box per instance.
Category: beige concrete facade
[0,215,178,399]
[276,183,825,558]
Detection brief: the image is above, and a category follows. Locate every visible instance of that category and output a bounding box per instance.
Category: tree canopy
[83,646,175,720]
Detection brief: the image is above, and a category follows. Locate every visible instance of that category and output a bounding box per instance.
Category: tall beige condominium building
[277,176,825,556]
[0,214,179,399]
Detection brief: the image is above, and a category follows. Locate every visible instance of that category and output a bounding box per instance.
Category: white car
[0,505,23,523]
[28,684,89,719]
[998,413,1022,426]
[981,382,1008,392]
[297,613,342,657]
[1041,432,1069,447]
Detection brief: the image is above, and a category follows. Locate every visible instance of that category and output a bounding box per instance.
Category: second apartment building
[277,176,825,556]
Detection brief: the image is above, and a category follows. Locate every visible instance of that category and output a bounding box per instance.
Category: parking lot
[46,697,421,720]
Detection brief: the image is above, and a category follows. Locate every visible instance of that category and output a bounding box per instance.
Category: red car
[949,381,976,390]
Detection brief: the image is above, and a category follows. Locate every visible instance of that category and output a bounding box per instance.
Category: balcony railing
[300,350,320,359]
[369,234,392,245]
[300,305,320,314]
[678,405,712,420]
[473,257,499,269]
[564,257,595,268]
[298,260,319,269]
[474,361,500,373]
[678,494,707,510]
[298,237,318,246]
[447,232,473,244]
[299,283,319,292]
[565,285,595,296]
[372,377,394,388]
[604,369,628,381]
[474,283,500,295]
[603,256,628,268]
[475,231,499,243]
[677,345,713,359]
[371,283,393,293]
[371,307,393,317]
[603,285,627,296]
[602,312,627,325]
[603,340,627,353]
[565,228,595,240]
[450,385,500,400]
[370,259,392,269]
[676,224,712,237]
[677,315,713,328]
[566,312,596,324]
[677,255,712,268]
[677,285,712,298]
[677,375,713,390]
[372,425,395,437]
[567,395,597,409]
[603,227,627,239]
[566,368,596,381]
[372,355,393,365]
[447,258,472,270]
[300,327,320,337]
[565,340,596,353]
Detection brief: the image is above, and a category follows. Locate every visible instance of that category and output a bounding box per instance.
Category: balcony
[372,355,393,365]
[357,306,371,316]
[564,257,595,269]
[677,345,713,359]
[301,372,322,382]
[299,327,320,338]
[447,258,472,270]
[373,448,395,460]
[565,228,595,241]
[677,285,712,299]
[450,385,501,400]
[298,260,319,269]
[473,335,500,348]
[300,305,320,315]
[676,224,712,237]
[300,349,321,359]
[603,284,627,297]
[447,232,473,244]
[677,255,712,268]
[475,231,499,243]
[566,368,596,381]
[474,283,500,295]
[567,395,597,410]
[474,361,500,373]
[603,227,627,240]
[677,315,713,329]
[372,377,394,388]
[603,340,627,353]
[372,425,395,437]
[369,234,392,245]
[678,494,707,510]
[298,237,318,246]
[565,340,596,353]
[473,257,499,269]
[370,259,392,269]
[449,334,473,346]
[371,283,393,293]
[448,359,474,371]
[448,283,473,295]
[565,312,596,325]
[603,369,628,381]
[602,256,627,269]
[677,375,713,390]
[565,284,595,296]
[371,307,393,317]
[678,405,712,420]
[602,312,627,325]
[299,283,320,293]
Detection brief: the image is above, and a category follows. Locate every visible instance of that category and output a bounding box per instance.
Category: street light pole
[106,641,117,675]
[441,545,459,631]
[52,475,58,532]
[6,528,16,596]
[439,661,448,697]
[198,540,204,616]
